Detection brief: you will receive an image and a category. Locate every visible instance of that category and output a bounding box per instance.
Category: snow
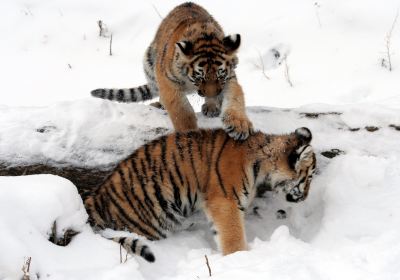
[1,0,400,279]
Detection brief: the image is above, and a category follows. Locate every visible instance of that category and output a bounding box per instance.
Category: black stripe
[253,160,261,180]
[117,89,124,102]
[151,174,181,226]
[182,206,188,217]
[160,44,168,66]
[131,239,138,253]
[138,86,146,100]
[203,130,217,192]
[185,175,193,212]
[140,245,148,257]
[215,134,230,196]
[158,137,167,184]
[92,197,106,225]
[232,187,243,209]
[138,159,154,206]
[144,144,152,170]
[196,131,204,160]
[172,152,184,186]
[242,167,250,186]
[168,171,182,214]
[144,85,152,99]
[187,133,200,207]
[129,88,137,102]
[108,89,114,100]
[160,136,167,166]
[99,194,112,224]
[241,178,249,197]
[100,89,106,98]
[158,165,164,184]
[175,133,184,161]
[146,48,154,67]
[138,86,151,100]
[191,193,198,212]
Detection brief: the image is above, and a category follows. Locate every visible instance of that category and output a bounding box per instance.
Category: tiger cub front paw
[202,102,221,118]
[222,111,254,140]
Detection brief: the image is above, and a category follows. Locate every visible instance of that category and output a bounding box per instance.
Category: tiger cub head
[257,127,316,203]
[176,34,241,98]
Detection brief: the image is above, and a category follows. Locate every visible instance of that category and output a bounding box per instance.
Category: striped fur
[91,2,253,140]
[82,127,316,262]
[112,237,155,262]
[91,85,153,103]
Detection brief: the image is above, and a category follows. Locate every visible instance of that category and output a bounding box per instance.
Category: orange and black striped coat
[83,128,316,262]
[91,2,253,140]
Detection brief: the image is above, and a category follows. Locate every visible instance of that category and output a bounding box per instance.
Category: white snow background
[1,0,400,279]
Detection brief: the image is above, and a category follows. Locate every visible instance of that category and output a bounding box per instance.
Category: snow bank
[1,101,400,279]
[0,175,146,280]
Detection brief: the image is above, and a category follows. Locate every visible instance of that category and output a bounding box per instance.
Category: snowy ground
[1,0,400,279]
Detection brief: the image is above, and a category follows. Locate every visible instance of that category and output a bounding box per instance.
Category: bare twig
[109,34,113,56]
[283,55,293,87]
[384,10,399,71]
[253,50,270,80]
[21,257,32,280]
[98,20,103,37]
[152,4,163,19]
[119,244,122,264]
[205,255,212,277]
[314,2,322,28]
[119,244,128,264]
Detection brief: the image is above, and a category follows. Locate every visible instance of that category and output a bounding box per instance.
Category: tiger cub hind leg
[205,198,247,255]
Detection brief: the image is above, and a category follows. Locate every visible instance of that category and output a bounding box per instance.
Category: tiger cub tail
[91,84,158,103]
[111,236,155,263]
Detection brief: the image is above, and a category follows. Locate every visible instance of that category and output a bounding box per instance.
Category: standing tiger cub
[82,127,316,262]
[91,2,253,140]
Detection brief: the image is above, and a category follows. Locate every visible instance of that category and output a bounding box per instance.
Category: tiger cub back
[91,2,253,140]
[83,128,316,262]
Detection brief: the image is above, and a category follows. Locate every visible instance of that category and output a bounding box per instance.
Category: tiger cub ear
[223,34,241,53]
[176,41,193,56]
[294,127,312,146]
[288,127,313,169]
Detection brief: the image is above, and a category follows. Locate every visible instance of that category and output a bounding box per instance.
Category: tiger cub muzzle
[197,80,223,97]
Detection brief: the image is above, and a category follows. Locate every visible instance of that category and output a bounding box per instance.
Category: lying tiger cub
[82,127,316,262]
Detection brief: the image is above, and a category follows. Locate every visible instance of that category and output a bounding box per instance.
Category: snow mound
[1,101,400,279]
